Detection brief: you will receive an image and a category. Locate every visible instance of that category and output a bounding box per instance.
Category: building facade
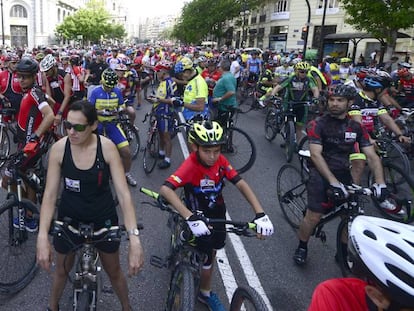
[230,0,413,59]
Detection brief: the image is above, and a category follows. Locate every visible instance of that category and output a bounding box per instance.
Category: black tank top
[58,135,117,228]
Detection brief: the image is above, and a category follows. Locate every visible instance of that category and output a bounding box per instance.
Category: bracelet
[57,111,63,116]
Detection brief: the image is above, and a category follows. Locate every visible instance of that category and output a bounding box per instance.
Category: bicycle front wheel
[277,164,307,229]
[223,127,256,174]
[125,124,140,160]
[0,124,11,167]
[336,217,354,277]
[283,120,296,163]
[369,162,414,223]
[143,132,159,174]
[380,140,411,173]
[230,286,269,311]
[165,264,195,311]
[76,289,92,311]
[0,199,39,294]
[264,108,278,141]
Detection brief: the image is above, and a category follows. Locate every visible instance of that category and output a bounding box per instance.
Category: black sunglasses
[63,120,89,132]
[298,70,308,74]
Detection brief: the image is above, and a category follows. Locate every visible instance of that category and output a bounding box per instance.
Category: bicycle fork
[8,178,28,245]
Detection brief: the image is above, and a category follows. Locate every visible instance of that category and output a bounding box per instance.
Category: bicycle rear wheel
[143,132,159,174]
[125,123,140,160]
[369,162,414,223]
[0,124,11,167]
[75,289,92,311]
[230,286,269,311]
[380,140,411,173]
[0,199,39,294]
[165,264,195,311]
[222,127,256,174]
[277,164,307,229]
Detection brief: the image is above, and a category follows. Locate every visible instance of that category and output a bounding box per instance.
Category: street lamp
[302,0,311,59]
[240,3,250,49]
[1,0,4,46]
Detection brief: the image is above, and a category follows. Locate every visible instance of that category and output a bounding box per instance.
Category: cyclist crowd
[0,43,413,311]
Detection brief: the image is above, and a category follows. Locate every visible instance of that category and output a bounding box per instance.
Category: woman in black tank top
[36,100,143,311]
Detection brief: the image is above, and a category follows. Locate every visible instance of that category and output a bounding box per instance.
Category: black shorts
[53,226,120,254]
[307,168,352,213]
[195,204,226,266]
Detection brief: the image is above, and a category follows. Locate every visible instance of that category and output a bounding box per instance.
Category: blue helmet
[363,75,391,90]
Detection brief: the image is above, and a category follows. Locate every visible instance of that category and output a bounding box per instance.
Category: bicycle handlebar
[52,220,125,239]
[140,187,257,235]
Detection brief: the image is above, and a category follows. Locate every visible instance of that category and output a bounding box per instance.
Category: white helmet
[349,216,414,307]
[39,54,56,72]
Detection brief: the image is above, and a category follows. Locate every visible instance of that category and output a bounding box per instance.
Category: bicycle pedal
[150,255,168,268]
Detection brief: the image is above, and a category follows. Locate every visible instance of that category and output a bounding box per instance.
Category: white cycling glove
[186,214,210,237]
[329,182,349,199]
[254,213,274,236]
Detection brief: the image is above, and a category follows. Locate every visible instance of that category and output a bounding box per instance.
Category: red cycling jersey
[17,85,49,144]
[399,77,414,101]
[308,278,369,311]
[201,69,222,97]
[0,70,23,110]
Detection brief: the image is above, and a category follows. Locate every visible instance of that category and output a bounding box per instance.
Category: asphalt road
[0,102,373,311]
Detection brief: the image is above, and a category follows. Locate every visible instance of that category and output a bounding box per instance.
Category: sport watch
[128,228,140,237]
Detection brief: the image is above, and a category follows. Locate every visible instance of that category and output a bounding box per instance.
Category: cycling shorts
[53,225,120,254]
[195,204,226,267]
[97,122,128,149]
[248,72,259,83]
[283,102,308,126]
[307,168,352,213]
[155,106,174,133]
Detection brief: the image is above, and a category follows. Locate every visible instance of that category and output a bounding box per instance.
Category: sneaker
[125,173,137,187]
[198,292,226,311]
[158,160,171,169]
[258,100,265,108]
[293,247,307,266]
[13,217,38,232]
[158,153,165,159]
[380,199,406,215]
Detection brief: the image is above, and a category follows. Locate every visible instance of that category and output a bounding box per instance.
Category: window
[113,3,116,11]
[312,25,337,48]
[259,14,266,23]
[10,5,27,18]
[270,26,288,34]
[258,28,265,38]
[58,8,61,22]
[317,0,339,9]
[251,16,257,24]
[274,0,288,12]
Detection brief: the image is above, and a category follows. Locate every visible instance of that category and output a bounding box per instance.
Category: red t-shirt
[308,278,369,311]
[201,69,222,96]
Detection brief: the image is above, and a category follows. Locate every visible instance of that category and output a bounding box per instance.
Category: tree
[171,0,266,44]
[341,0,414,61]
[55,0,126,44]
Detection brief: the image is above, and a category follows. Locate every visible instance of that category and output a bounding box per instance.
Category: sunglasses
[63,120,89,132]
[298,70,308,74]
[17,74,32,80]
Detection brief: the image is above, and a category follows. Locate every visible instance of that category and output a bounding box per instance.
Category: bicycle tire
[143,132,159,174]
[0,124,11,167]
[76,289,91,311]
[284,120,296,163]
[125,123,140,160]
[230,286,269,311]
[336,217,354,277]
[165,264,195,311]
[264,108,278,141]
[297,135,310,173]
[222,126,256,174]
[368,162,414,223]
[380,140,411,173]
[277,164,307,229]
[0,198,39,294]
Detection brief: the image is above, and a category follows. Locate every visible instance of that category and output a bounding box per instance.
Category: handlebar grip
[140,187,160,199]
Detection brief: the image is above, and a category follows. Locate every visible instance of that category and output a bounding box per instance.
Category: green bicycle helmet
[101,68,118,88]
[188,121,225,146]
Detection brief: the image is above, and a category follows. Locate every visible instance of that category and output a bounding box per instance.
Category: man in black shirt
[85,50,109,100]
[293,85,388,266]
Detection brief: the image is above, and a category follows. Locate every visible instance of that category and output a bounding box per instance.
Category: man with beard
[292,84,388,266]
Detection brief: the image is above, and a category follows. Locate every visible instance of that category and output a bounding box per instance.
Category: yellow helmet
[174,57,193,73]
[294,61,310,71]
[188,121,225,146]
[340,57,352,63]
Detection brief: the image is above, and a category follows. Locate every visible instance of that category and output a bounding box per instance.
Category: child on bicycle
[159,120,274,311]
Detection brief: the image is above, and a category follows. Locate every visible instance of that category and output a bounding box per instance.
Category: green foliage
[171,0,265,44]
[340,0,414,43]
[55,0,126,43]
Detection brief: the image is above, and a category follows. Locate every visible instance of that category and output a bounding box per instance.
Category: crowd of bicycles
[0,42,413,311]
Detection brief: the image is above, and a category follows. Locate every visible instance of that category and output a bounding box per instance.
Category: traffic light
[301,27,307,40]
